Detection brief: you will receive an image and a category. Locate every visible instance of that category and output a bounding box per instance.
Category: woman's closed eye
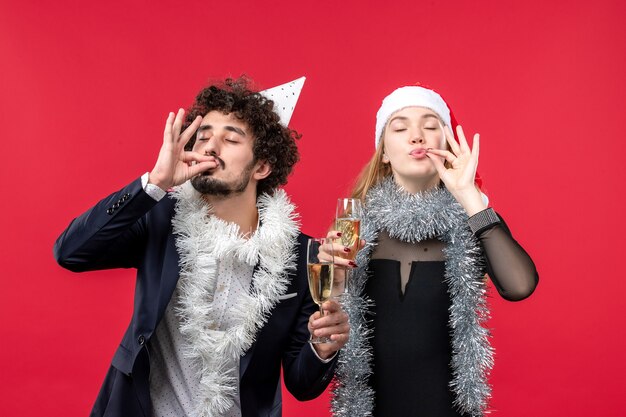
[423,124,440,131]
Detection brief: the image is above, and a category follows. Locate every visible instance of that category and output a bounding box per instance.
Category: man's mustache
[206,152,225,170]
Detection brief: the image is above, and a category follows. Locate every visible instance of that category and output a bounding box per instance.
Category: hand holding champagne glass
[307,237,335,344]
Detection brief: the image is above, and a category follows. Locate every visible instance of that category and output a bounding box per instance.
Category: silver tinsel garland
[331,178,493,417]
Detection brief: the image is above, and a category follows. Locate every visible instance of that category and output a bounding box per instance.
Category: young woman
[326,85,538,417]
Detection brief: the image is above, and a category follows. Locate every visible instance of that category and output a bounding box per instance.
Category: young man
[54,76,349,417]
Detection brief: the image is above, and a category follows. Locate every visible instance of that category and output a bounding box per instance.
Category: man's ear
[253,160,272,181]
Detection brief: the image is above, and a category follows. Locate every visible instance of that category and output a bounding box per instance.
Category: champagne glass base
[309,337,336,344]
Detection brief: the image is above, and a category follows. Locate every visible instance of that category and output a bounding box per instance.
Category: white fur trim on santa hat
[260,77,305,127]
[375,86,451,148]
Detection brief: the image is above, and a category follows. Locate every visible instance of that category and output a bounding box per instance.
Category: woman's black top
[364,217,538,417]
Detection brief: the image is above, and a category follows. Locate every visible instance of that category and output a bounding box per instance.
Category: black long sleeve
[478,216,539,301]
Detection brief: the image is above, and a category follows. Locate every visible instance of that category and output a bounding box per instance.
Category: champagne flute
[335,198,363,296]
[307,237,335,344]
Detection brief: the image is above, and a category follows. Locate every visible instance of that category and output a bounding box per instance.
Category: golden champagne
[307,263,334,305]
[335,218,361,261]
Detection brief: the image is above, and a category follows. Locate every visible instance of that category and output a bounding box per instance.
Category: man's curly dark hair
[183,76,301,196]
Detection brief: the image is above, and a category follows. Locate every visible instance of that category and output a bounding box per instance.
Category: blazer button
[138,335,145,345]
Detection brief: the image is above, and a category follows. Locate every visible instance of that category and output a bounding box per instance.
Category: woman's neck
[393,174,440,194]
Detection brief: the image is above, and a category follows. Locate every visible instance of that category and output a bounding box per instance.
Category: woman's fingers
[456,125,471,153]
[326,230,341,239]
[444,125,461,155]
[426,151,448,178]
[318,251,354,267]
[471,133,480,161]
[427,148,457,164]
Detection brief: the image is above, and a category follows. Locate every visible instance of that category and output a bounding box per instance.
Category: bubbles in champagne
[307,263,334,305]
[336,218,361,260]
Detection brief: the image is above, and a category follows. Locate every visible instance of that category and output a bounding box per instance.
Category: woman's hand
[318,231,362,269]
[148,109,218,190]
[317,231,366,296]
[426,125,487,216]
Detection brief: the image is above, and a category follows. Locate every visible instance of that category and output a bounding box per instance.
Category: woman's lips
[409,148,427,159]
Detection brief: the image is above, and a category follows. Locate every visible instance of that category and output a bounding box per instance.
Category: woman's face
[382,106,447,192]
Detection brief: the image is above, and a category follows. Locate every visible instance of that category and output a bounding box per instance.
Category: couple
[54,76,538,417]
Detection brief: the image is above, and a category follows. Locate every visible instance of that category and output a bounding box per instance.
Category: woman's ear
[253,160,272,180]
[382,153,390,164]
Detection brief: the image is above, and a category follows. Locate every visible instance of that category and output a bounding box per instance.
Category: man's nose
[199,136,220,155]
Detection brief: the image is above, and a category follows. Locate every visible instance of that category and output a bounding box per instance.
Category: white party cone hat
[259,76,306,126]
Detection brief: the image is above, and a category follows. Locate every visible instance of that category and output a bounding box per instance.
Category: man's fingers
[171,108,185,140]
[312,314,350,338]
[163,112,176,142]
[186,161,219,178]
[182,151,214,163]
[320,300,342,313]
[179,115,203,145]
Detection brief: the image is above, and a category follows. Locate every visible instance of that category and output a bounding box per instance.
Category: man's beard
[190,160,256,197]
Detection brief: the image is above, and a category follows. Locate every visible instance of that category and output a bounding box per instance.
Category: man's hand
[148,108,218,190]
[308,300,350,359]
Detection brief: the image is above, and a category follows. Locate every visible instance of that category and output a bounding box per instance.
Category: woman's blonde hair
[350,141,392,201]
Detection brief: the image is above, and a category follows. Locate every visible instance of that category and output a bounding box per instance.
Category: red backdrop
[1,0,625,415]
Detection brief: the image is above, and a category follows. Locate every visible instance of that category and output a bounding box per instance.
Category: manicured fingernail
[336,232,342,237]
[349,261,357,267]
[343,247,351,252]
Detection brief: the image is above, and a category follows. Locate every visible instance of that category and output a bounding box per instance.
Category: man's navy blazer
[54,178,337,417]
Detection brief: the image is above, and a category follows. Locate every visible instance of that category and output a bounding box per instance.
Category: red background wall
[1,1,625,415]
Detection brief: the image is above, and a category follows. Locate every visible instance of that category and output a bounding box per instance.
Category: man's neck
[202,188,260,237]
